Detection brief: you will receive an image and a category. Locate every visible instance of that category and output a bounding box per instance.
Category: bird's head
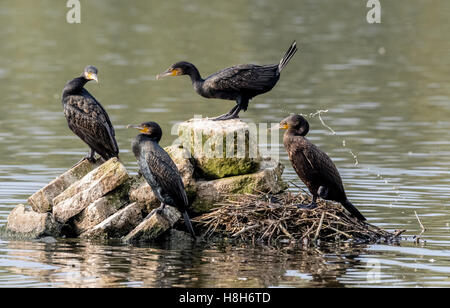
[156,61,196,80]
[82,65,99,83]
[127,121,162,142]
[279,114,309,136]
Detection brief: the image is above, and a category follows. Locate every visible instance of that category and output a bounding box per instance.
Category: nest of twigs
[193,192,403,246]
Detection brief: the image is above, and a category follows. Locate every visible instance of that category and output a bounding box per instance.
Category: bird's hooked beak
[86,72,99,83]
[279,122,289,130]
[156,68,181,80]
[267,122,289,132]
[127,124,149,133]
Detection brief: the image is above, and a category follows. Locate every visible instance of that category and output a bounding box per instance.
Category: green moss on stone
[196,157,260,180]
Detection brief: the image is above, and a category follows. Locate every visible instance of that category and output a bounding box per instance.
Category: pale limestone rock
[176,118,261,179]
[53,158,129,224]
[80,202,144,239]
[6,204,61,238]
[28,160,101,213]
[71,183,130,235]
[123,205,181,242]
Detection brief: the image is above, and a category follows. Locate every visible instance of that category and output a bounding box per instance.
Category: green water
[1,0,450,287]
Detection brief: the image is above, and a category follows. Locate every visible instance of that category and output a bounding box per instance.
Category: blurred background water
[0,0,449,287]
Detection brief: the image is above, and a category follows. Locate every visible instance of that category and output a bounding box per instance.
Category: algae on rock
[176,118,261,179]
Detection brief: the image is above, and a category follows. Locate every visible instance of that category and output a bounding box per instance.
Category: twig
[279,223,293,239]
[414,211,426,243]
[232,224,259,237]
[313,212,325,241]
[414,211,426,233]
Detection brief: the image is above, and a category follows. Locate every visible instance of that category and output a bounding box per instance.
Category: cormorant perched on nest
[280,114,366,221]
[62,65,119,163]
[128,121,196,237]
[156,41,298,121]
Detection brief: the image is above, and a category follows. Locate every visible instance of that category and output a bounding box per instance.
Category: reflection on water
[1,0,450,287]
[0,238,372,288]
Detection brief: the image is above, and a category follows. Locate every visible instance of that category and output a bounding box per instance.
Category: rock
[80,202,144,239]
[164,144,195,187]
[123,205,181,243]
[129,145,196,212]
[71,182,130,235]
[176,118,260,179]
[128,177,159,210]
[6,205,61,238]
[28,160,101,213]
[191,157,288,214]
[53,158,129,224]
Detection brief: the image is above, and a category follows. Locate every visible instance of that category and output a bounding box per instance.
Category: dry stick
[279,223,294,239]
[232,224,260,237]
[414,210,426,241]
[288,181,310,195]
[328,226,353,239]
[313,212,326,242]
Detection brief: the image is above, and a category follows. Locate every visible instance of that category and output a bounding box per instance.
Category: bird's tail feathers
[183,211,196,238]
[278,41,298,72]
[342,199,366,221]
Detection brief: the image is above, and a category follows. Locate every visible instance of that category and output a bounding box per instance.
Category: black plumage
[62,66,119,163]
[157,41,298,121]
[128,121,195,237]
[280,115,366,221]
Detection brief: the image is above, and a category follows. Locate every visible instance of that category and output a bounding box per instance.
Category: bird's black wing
[302,144,346,195]
[143,144,188,207]
[204,64,279,94]
[63,90,119,158]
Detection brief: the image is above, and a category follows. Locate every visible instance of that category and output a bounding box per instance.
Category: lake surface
[1,0,450,287]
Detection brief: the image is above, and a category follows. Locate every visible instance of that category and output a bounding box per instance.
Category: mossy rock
[176,118,261,179]
[195,157,260,180]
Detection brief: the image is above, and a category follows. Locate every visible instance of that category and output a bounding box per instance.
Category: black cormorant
[128,121,196,237]
[156,41,298,121]
[62,65,119,163]
[280,114,366,221]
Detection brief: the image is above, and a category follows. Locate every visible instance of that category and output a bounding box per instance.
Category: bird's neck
[186,65,204,92]
[138,133,161,144]
[288,127,309,137]
[62,77,89,97]
[284,130,307,145]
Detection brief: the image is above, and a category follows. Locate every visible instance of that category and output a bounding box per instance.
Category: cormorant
[62,65,119,163]
[156,41,298,121]
[280,114,366,221]
[128,121,196,237]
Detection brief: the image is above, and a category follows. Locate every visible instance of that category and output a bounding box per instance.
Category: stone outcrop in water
[6,204,61,238]
[123,206,181,243]
[5,119,289,242]
[80,202,144,239]
[177,118,261,179]
[52,158,129,224]
[28,160,101,213]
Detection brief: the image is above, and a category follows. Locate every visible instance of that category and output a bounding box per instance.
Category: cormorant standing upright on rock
[280,114,366,221]
[62,65,119,163]
[128,121,196,237]
[156,41,298,121]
